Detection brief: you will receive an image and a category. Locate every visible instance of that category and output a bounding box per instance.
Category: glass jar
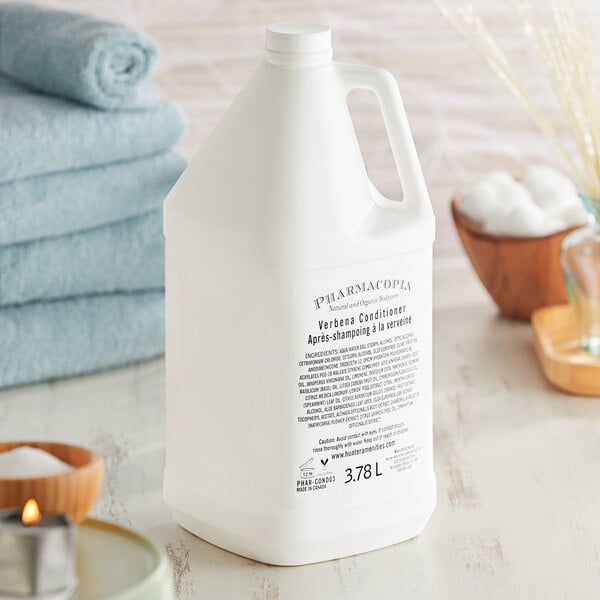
[560,194,600,355]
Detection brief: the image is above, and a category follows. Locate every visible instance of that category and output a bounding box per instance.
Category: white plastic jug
[163,23,436,566]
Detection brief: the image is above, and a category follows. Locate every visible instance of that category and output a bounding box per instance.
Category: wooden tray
[532,304,600,396]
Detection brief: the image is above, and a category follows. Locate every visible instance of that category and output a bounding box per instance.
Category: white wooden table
[1,258,598,599]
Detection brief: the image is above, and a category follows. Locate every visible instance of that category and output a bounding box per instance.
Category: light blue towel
[0,210,164,307]
[0,291,164,388]
[0,76,186,183]
[0,3,159,110]
[0,151,185,245]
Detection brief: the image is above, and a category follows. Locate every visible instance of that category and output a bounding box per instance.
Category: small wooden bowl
[451,196,577,320]
[0,441,104,524]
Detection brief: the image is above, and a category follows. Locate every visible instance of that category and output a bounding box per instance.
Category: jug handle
[336,63,432,216]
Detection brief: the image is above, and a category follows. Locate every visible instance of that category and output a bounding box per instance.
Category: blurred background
[40,0,600,257]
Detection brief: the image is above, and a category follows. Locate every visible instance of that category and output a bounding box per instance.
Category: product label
[293,253,431,500]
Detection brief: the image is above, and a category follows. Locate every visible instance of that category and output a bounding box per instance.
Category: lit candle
[0,499,76,599]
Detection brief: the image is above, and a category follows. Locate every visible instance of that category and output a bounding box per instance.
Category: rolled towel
[0,151,186,245]
[0,210,164,307]
[0,3,159,109]
[0,76,186,183]
[0,291,164,388]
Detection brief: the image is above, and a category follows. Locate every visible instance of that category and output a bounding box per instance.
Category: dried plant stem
[433,0,600,198]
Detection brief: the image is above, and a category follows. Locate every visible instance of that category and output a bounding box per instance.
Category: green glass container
[560,193,600,355]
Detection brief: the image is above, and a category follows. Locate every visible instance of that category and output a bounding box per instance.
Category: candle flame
[22,498,41,526]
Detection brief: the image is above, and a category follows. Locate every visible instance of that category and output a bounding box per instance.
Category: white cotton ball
[483,201,546,237]
[461,172,539,233]
[479,201,517,230]
[535,216,571,237]
[553,202,592,229]
[522,165,578,211]
[461,179,503,224]
[461,166,591,237]
[495,177,533,207]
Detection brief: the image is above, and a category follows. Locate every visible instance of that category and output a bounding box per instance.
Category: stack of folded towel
[0,3,187,387]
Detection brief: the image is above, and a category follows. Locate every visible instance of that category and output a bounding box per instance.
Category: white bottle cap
[266,23,332,61]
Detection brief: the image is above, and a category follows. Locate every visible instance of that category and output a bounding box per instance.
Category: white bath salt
[0,446,73,478]
[460,166,590,237]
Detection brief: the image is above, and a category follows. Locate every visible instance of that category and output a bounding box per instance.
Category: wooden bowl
[451,196,578,320]
[0,441,104,524]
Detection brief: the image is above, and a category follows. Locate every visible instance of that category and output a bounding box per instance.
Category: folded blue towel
[0,3,160,110]
[0,291,164,388]
[0,76,186,183]
[0,210,164,307]
[0,151,185,246]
